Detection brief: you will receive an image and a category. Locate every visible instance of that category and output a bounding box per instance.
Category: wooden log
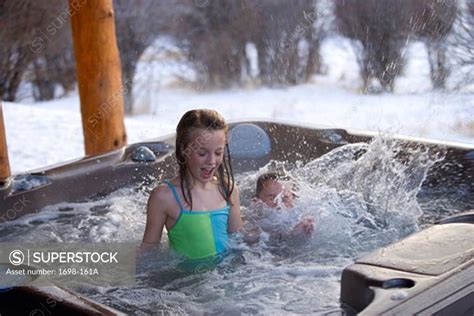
[0,103,11,180]
[69,0,127,155]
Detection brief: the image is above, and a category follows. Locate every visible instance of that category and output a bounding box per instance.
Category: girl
[139,109,242,261]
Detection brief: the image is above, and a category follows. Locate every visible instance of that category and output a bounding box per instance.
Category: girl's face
[184,128,226,183]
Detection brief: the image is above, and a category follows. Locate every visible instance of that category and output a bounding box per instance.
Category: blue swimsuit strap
[163,180,185,211]
[163,180,230,212]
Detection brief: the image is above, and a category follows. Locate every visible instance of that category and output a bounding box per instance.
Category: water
[1,137,472,315]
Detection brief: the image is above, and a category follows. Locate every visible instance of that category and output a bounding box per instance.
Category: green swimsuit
[165,181,230,260]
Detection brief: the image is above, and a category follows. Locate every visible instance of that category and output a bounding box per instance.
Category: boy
[244,172,314,244]
[255,172,295,208]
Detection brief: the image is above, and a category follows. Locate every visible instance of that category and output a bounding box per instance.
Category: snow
[2,37,473,175]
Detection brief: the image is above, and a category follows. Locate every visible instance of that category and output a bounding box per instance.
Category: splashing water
[0,186,148,243]
[0,136,455,314]
[239,137,445,261]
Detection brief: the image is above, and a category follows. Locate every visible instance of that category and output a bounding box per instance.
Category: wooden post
[69,0,127,155]
[0,103,11,180]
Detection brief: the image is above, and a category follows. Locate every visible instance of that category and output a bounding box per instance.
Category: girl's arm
[228,186,243,233]
[138,186,168,254]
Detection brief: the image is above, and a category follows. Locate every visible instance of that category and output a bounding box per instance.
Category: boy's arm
[228,186,243,233]
[290,218,315,237]
[138,186,168,254]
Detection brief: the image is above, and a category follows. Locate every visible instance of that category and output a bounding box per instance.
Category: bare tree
[31,37,76,101]
[253,0,320,85]
[168,0,323,88]
[335,0,457,92]
[114,0,165,113]
[167,0,250,88]
[29,1,76,101]
[304,0,331,81]
[406,0,457,89]
[335,0,408,92]
[0,1,46,101]
[449,1,474,87]
[0,0,77,101]
[2,0,166,106]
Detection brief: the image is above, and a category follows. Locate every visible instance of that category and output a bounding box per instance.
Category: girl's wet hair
[175,109,234,209]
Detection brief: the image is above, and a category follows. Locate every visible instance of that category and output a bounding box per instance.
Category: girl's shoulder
[155,176,180,190]
[162,176,181,187]
[149,178,179,204]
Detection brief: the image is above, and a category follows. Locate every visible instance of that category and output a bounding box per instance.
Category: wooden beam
[0,103,11,180]
[69,0,127,155]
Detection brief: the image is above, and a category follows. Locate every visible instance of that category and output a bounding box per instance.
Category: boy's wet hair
[175,109,234,209]
[255,172,293,197]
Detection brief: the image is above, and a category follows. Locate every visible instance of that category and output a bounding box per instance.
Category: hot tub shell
[0,120,473,314]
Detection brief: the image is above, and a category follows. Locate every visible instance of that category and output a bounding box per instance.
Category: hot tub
[1,121,472,314]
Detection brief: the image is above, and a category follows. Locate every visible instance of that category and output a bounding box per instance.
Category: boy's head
[256,172,295,208]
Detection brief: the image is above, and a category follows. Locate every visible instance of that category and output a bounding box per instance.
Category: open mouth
[201,167,215,178]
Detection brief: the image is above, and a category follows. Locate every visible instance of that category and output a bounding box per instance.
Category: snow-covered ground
[3,37,473,174]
